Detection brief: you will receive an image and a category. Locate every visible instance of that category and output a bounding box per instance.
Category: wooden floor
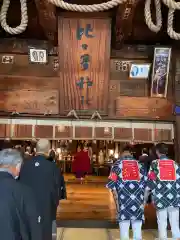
[57,174,157,229]
[57,228,172,240]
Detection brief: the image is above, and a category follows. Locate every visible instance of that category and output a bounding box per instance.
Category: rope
[47,0,126,12]
[0,0,178,40]
[0,0,28,35]
[47,0,179,40]
[162,0,180,10]
[163,0,180,40]
[167,9,180,40]
[144,0,162,33]
[144,0,180,40]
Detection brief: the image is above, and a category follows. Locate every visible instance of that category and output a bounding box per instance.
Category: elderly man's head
[0,149,23,177]
[36,139,50,155]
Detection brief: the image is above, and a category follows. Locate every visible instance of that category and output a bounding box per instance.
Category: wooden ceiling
[0,0,179,47]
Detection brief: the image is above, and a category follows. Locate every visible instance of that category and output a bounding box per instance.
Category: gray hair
[36,139,50,153]
[0,149,23,166]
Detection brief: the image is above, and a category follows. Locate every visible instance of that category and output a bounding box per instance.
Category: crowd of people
[107,143,180,240]
[0,139,179,240]
[0,139,66,240]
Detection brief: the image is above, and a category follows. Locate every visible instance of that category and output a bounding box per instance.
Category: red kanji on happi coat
[122,160,140,181]
[158,160,176,181]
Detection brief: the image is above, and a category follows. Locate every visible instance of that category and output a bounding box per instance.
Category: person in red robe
[72,145,91,179]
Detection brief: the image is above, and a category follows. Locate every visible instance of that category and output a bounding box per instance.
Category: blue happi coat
[106,155,147,222]
[147,155,180,210]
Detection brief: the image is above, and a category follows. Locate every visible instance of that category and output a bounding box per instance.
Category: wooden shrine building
[0,0,180,229]
[0,0,179,158]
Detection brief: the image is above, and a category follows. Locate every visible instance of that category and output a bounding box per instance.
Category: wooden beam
[0,38,58,55]
[114,4,126,49]
[114,0,140,49]
[34,0,57,42]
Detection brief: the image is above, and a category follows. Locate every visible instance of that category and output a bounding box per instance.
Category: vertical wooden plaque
[58,17,111,115]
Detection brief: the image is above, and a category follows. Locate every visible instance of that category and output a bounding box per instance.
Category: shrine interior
[0,139,174,177]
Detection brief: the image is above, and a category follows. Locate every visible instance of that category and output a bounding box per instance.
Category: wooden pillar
[174,51,180,163]
[58,12,111,115]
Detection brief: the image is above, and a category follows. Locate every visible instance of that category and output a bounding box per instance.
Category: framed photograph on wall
[151,47,171,98]
[129,63,151,79]
[28,46,48,64]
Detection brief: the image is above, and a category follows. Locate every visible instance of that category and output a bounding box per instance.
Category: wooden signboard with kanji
[0,90,59,114]
[58,17,111,115]
[116,96,173,120]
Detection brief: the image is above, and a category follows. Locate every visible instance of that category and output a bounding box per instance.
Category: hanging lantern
[56,148,61,154]
[109,149,114,155]
[114,153,119,159]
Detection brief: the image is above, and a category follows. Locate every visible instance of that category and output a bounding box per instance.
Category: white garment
[157,206,180,240]
[119,220,142,240]
[144,187,150,203]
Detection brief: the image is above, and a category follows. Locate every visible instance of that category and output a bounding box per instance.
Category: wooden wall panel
[110,46,174,100]
[175,56,180,104]
[111,46,151,59]
[110,59,132,80]
[109,47,174,119]
[166,71,174,101]
[119,80,146,97]
[34,0,57,42]
[0,39,58,55]
[0,76,59,90]
[0,90,59,114]
[13,124,32,138]
[55,126,73,139]
[75,127,92,139]
[154,129,172,142]
[58,17,111,115]
[108,80,120,117]
[0,54,58,77]
[0,75,59,91]
[35,125,53,138]
[116,97,173,120]
[174,118,180,162]
[0,124,6,138]
[134,128,152,141]
[94,127,112,139]
[5,124,11,138]
[110,59,149,97]
[114,127,132,140]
